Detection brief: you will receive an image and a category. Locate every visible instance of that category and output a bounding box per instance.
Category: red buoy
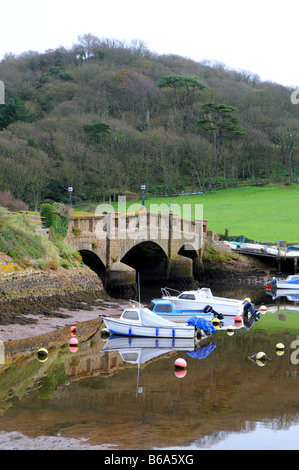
[234,315,242,325]
[174,369,187,378]
[69,337,78,353]
[174,357,187,368]
[70,326,77,336]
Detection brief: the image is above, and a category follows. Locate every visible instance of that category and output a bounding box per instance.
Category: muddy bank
[197,255,273,287]
[0,431,108,450]
[0,267,105,326]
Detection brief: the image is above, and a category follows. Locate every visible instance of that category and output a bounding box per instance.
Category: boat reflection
[266,289,299,303]
[101,335,216,393]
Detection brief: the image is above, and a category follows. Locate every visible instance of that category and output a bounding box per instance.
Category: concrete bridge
[65,209,213,297]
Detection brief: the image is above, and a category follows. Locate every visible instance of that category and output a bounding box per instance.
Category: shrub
[0,191,28,211]
[40,202,71,238]
[0,207,8,233]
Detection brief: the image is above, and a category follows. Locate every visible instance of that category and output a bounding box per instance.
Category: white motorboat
[101,307,206,339]
[267,275,299,290]
[161,287,244,316]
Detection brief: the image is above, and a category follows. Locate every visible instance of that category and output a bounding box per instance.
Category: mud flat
[0,266,128,345]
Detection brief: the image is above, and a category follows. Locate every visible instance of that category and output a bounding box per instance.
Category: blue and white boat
[267,275,299,290]
[148,298,218,323]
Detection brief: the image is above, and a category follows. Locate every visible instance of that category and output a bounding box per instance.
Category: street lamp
[68,186,73,206]
[141,184,146,207]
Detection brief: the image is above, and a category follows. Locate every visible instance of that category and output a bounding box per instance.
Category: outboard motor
[266,277,277,289]
[203,305,224,320]
[243,300,260,321]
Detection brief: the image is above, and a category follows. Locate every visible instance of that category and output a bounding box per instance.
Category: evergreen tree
[197,102,245,177]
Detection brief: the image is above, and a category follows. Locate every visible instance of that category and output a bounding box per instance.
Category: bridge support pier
[167,255,195,289]
[105,261,137,299]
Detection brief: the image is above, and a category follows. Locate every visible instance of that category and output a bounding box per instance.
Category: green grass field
[140,184,299,243]
[75,183,299,244]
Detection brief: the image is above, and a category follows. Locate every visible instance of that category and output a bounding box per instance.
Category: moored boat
[266,275,299,290]
[101,306,214,339]
[161,287,244,316]
[148,298,222,323]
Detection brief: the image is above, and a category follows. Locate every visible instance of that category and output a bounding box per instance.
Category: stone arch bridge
[65,210,213,297]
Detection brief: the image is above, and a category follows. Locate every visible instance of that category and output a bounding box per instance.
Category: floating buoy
[212,317,220,327]
[174,369,187,378]
[37,348,48,362]
[256,351,268,361]
[174,357,187,369]
[69,337,78,353]
[101,328,111,339]
[276,343,285,355]
[259,305,267,314]
[70,326,77,336]
[227,325,235,336]
[234,315,242,325]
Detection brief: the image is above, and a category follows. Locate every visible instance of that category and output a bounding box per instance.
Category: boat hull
[164,298,243,316]
[102,316,196,338]
[276,281,299,289]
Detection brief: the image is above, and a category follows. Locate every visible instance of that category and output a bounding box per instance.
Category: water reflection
[1,286,299,449]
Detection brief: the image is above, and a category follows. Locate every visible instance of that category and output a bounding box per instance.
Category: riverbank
[0,265,126,343]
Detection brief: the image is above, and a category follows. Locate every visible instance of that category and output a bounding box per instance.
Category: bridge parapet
[68,211,208,241]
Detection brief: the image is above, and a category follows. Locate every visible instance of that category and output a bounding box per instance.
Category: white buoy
[259,305,267,314]
[256,351,268,361]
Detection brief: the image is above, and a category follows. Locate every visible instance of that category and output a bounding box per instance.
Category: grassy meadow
[92,183,299,244]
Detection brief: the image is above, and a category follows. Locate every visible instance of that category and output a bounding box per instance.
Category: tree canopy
[0,35,298,208]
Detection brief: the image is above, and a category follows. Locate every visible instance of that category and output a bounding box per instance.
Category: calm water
[1,284,299,450]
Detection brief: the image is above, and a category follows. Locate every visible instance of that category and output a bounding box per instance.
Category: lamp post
[68,186,73,206]
[141,184,146,207]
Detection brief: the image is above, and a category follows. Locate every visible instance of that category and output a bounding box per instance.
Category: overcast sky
[0,0,298,88]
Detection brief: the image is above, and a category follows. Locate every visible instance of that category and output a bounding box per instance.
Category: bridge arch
[178,243,202,279]
[79,250,106,283]
[121,241,168,282]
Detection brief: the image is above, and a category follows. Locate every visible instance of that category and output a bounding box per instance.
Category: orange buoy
[234,315,242,325]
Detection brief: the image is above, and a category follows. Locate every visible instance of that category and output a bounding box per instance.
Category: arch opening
[121,241,168,282]
[178,244,201,279]
[79,250,106,283]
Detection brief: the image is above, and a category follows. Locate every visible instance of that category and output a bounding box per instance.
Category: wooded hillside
[0,34,299,209]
